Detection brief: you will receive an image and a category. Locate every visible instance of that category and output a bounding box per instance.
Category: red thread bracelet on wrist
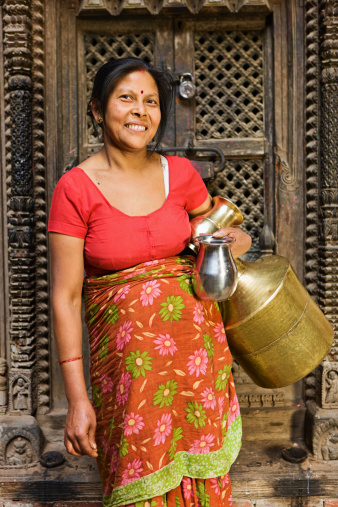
[58,355,84,365]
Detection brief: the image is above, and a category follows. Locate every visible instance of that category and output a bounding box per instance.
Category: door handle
[157,145,225,173]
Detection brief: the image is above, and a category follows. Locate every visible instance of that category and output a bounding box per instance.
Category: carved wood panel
[194,30,264,140]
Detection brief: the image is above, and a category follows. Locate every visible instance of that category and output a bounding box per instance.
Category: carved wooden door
[52,3,305,416]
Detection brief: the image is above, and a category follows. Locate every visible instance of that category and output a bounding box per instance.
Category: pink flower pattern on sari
[116,372,131,406]
[140,280,161,306]
[116,320,133,351]
[187,348,208,377]
[110,446,118,473]
[90,329,100,351]
[214,322,226,343]
[228,394,240,426]
[124,412,145,436]
[153,413,172,446]
[100,373,114,394]
[218,396,225,419]
[210,474,230,495]
[193,302,205,324]
[113,285,130,303]
[121,458,143,485]
[201,387,216,410]
[153,333,178,356]
[182,477,193,499]
[189,433,215,454]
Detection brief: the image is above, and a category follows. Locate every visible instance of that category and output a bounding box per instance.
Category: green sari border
[104,415,242,507]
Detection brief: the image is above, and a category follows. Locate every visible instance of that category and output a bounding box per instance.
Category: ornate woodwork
[194,30,264,140]
[2,0,37,416]
[305,0,320,301]
[304,0,321,406]
[304,0,338,461]
[207,159,264,259]
[77,0,271,15]
[318,0,338,358]
[31,0,49,415]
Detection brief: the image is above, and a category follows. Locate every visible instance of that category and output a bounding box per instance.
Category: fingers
[64,401,98,458]
[212,227,238,238]
[88,425,98,456]
[64,421,98,458]
[64,435,83,457]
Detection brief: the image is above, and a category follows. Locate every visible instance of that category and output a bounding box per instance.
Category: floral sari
[84,256,241,507]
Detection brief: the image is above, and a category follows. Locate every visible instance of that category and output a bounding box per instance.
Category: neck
[98,140,155,174]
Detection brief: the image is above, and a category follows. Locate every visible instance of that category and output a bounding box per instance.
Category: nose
[131,98,147,117]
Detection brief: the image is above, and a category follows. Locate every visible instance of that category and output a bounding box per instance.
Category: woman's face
[100,70,161,152]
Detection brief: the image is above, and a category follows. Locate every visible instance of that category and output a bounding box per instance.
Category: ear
[90,99,103,123]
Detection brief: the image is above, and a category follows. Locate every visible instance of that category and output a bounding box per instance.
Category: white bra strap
[160,155,169,198]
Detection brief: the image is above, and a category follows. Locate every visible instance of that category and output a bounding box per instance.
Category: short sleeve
[48,172,88,238]
[183,159,209,212]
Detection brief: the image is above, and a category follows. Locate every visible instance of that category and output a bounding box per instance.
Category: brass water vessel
[189,196,243,252]
[219,255,334,388]
[192,198,334,388]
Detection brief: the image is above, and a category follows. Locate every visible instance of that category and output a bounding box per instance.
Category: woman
[49,58,252,507]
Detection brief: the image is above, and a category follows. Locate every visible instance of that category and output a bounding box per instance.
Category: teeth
[126,124,146,131]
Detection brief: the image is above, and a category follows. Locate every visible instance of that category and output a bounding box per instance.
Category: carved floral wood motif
[77,0,271,15]
[0,0,337,470]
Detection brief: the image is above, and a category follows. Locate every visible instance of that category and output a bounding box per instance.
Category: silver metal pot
[192,235,238,301]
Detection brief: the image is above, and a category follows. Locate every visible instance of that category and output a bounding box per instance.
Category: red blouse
[48,155,208,276]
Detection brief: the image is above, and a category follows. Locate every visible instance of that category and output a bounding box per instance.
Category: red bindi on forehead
[141,90,143,94]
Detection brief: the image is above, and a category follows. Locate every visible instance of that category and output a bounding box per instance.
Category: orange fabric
[121,474,233,506]
[84,256,241,507]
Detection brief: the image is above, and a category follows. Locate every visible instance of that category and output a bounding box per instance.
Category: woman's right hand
[64,398,98,458]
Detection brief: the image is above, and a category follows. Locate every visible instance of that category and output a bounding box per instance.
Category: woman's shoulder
[164,155,196,177]
[52,167,92,210]
[57,166,85,185]
[165,155,192,167]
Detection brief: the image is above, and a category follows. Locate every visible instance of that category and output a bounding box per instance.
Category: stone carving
[12,378,29,410]
[0,416,41,466]
[32,0,50,414]
[6,436,32,466]
[321,362,338,408]
[8,370,35,415]
[3,0,36,417]
[0,359,8,413]
[311,414,332,459]
[325,371,338,403]
[322,430,338,460]
[312,417,338,460]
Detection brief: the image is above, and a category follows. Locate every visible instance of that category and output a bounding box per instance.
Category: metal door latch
[157,144,225,173]
[178,73,196,99]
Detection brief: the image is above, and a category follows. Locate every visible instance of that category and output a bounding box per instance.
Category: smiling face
[94,70,161,153]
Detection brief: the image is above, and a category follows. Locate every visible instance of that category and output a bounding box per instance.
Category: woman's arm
[50,232,98,458]
[188,196,252,259]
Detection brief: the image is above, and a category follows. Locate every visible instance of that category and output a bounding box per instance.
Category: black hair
[87,58,174,148]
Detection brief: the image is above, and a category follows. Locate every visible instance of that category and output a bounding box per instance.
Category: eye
[147,99,159,105]
[120,94,133,100]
